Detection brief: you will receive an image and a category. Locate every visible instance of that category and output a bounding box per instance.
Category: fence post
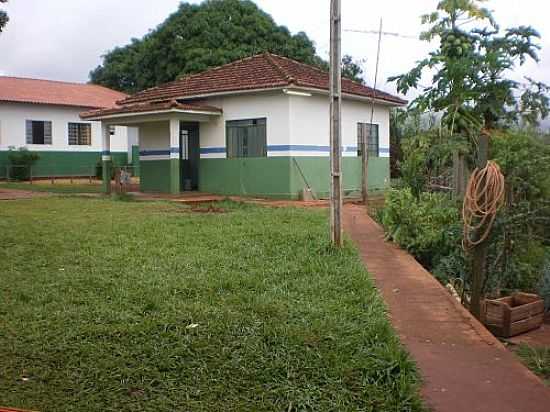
[29,166,33,185]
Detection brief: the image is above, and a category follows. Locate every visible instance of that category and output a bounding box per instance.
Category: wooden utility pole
[329,0,343,247]
[363,18,383,205]
[470,132,490,319]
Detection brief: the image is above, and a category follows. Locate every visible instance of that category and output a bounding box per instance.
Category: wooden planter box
[483,292,544,338]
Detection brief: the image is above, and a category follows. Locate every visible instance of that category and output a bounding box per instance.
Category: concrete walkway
[343,204,550,412]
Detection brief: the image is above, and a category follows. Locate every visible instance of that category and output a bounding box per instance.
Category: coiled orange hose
[462,160,506,250]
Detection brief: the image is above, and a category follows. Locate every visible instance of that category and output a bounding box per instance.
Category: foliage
[0,197,425,411]
[0,0,8,33]
[389,0,549,130]
[380,188,461,268]
[516,345,550,385]
[387,127,550,299]
[399,129,472,197]
[90,0,365,93]
[341,54,365,84]
[491,131,550,203]
[538,257,550,311]
[483,131,550,294]
[7,147,40,181]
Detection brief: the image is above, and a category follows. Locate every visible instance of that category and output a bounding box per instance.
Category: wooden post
[329,0,343,247]
[364,18,383,205]
[470,132,490,319]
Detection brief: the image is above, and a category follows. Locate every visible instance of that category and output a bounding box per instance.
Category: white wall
[0,102,128,152]
[197,90,391,158]
[137,121,170,161]
[199,91,290,158]
[289,93,391,157]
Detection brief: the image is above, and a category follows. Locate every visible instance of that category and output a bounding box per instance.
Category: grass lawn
[0,197,424,411]
[516,345,550,386]
[0,181,103,194]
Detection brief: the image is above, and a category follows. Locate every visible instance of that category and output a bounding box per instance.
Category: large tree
[389,0,549,130]
[90,0,364,93]
[0,0,8,33]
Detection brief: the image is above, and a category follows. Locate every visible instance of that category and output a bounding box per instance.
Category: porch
[82,100,222,195]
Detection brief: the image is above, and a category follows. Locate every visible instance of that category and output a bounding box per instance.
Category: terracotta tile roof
[119,53,407,106]
[81,99,222,119]
[0,76,128,109]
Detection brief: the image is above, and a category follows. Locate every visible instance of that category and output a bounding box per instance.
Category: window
[68,123,92,145]
[109,126,116,136]
[357,123,379,157]
[226,118,267,158]
[26,120,52,145]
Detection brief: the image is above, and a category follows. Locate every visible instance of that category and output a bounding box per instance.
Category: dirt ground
[0,188,49,200]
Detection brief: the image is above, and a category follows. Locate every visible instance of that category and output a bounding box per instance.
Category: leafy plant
[380,188,461,268]
[389,0,549,130]
[516,345,550,384]
[7,147,40,181]
[538,256,550,311]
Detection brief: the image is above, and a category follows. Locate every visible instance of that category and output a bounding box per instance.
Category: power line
[344,28,419,40]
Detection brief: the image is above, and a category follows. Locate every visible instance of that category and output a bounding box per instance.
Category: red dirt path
[0,188,49,200]
[343,204,550,412]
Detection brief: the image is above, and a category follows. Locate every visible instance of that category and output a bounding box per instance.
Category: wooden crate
[483,292,544,338]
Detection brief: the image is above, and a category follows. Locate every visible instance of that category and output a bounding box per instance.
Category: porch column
[169,118,181,195]
[101,122,112,194]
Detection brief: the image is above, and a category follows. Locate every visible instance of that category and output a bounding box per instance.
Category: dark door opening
[180,122,200,191]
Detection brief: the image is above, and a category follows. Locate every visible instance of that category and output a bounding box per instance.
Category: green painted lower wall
[140,160,171,193]
[0,150,128,178]
[290,157,389,199]
[199,156,389,199]
[199,157,293,198]
[131,145,140,177]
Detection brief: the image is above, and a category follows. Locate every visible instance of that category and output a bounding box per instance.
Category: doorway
[180,122,200,191]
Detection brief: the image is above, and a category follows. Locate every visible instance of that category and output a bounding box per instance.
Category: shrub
[380,188,462,268]
[538,256,550,311]
[7,147,40,181]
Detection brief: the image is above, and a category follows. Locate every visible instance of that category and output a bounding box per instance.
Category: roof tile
[119,53,406,106]
[0,77,127,109]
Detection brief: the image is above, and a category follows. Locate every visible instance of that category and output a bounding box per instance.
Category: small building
[0,76,137,178]
[82,53,406,198]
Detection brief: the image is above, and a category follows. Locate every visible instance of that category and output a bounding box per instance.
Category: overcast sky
[0,0,549,102]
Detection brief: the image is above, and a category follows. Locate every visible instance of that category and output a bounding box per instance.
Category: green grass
[0,197,424,411]
[516,345,550,385]
[0,181,103,193]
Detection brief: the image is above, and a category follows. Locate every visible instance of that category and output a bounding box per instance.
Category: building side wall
[197,91,391,198]
[0,102,128,177]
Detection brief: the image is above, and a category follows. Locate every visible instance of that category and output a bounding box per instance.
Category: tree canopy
[0,0,9,33]
[389,0,549,130]
[90,0,365,93]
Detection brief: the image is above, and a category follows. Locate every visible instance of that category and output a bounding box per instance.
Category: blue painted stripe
[101,150,111,156]
[200,147,226,154]
[143,145,391,156]
[140,149,170,156]
[268,145,330,152]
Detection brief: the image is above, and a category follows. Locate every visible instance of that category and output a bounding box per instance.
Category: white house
[0,76,137,178]
[82,53,406,198]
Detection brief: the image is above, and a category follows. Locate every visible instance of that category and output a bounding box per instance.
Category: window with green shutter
[26,120,52,145]
[226,118,267,158]
[68,122,92,145]
[357,123,379,157]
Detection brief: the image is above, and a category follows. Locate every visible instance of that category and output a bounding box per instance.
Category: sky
[1,0,549,104]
